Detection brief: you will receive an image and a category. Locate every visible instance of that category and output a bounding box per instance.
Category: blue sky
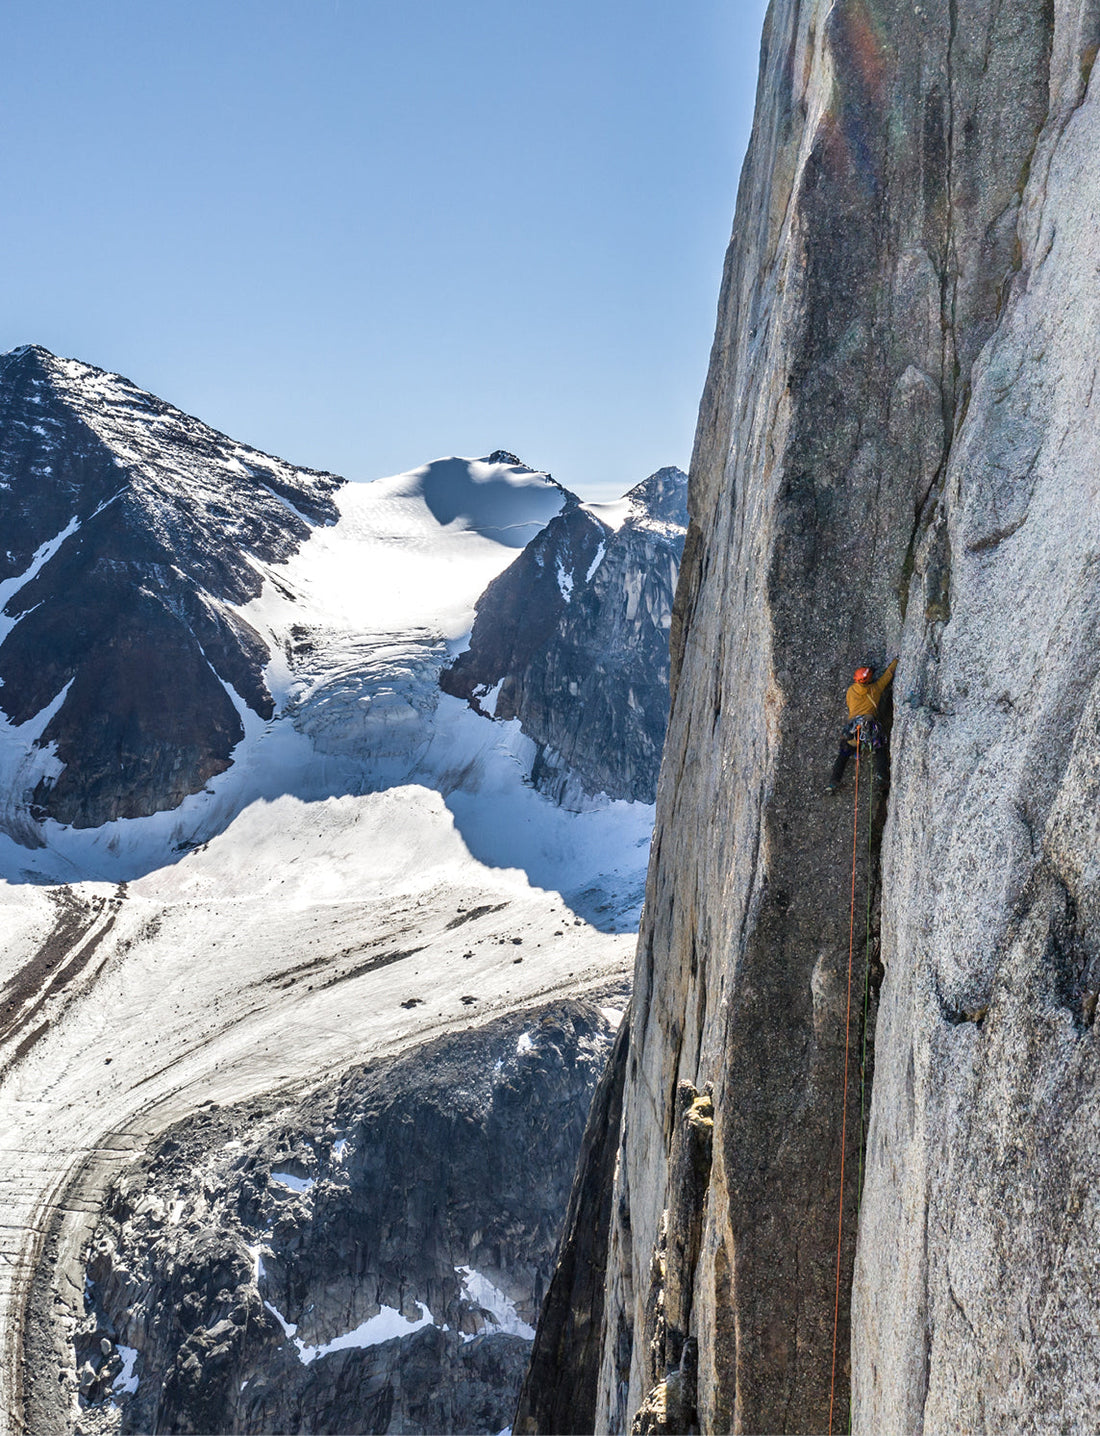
[1,1,769,499]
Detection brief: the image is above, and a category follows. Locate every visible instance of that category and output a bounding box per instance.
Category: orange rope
[829,743,861,1435]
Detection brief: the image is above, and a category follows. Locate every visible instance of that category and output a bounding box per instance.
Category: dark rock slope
[442,468,687,804]
[513,1015,631,1436]
[64,999,620,1436]
[523,2,1100,1433]
[0,345,341,832]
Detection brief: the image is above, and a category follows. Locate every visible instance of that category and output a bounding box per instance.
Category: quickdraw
[845,715,883,750]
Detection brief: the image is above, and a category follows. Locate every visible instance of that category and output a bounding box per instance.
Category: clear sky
[1,1,769,500]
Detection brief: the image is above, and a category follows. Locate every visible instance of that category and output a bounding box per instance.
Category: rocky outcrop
[442,502,607,717]
[514,1015,631,1436]
[0,345,341,831]
[60,999,621,1436]
[522,2,1100,1433]
[442,468,687,804]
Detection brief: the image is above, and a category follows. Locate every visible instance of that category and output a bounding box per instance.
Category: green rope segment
[857,753,875,1210]
[849,743,878,1435]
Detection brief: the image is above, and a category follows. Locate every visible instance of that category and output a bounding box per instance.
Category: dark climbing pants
[831,742,889,789]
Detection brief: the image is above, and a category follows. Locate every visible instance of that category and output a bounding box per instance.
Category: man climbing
[826,658,898,792]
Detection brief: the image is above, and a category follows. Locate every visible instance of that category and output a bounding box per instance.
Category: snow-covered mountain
[0,350,641,887]
[0,347,673,1435]
[0,344,342,835]
[442,466,688,804]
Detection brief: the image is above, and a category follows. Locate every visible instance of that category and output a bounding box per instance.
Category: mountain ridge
[0,344,343,831]
[441,464,688,804]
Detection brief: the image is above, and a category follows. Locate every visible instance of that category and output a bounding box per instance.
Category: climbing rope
[846,757,879,1435]
[829,743,861,1436]
[857,758,875,1208]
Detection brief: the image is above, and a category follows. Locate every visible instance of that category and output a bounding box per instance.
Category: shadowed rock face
[0,345,341,831]
[441,468,687,805]
[520,3,1100,1434]
[62,1000,621,1436]
[513,1015,632,1436]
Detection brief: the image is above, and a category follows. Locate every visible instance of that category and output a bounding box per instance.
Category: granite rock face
[0,345,341,833]
[520,2,1100,1432]
[65,1000,619,1436]
[442,468,687,805]
[853,7,1100,1429]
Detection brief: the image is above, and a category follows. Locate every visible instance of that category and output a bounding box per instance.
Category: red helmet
[853,666,873,684]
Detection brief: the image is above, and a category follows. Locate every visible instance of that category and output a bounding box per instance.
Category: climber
[825,658,898,792]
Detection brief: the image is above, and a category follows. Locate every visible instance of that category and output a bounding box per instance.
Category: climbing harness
[828,728,879,1436]
[844,715,883,750]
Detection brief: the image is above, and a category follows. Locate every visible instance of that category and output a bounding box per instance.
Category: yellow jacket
[846,659,897,720]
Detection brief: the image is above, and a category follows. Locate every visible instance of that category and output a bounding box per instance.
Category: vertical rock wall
[854,3,1100,1429]
[517,1,1100,1432]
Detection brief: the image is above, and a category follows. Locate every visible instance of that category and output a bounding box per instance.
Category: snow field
[0,455,650,1430]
